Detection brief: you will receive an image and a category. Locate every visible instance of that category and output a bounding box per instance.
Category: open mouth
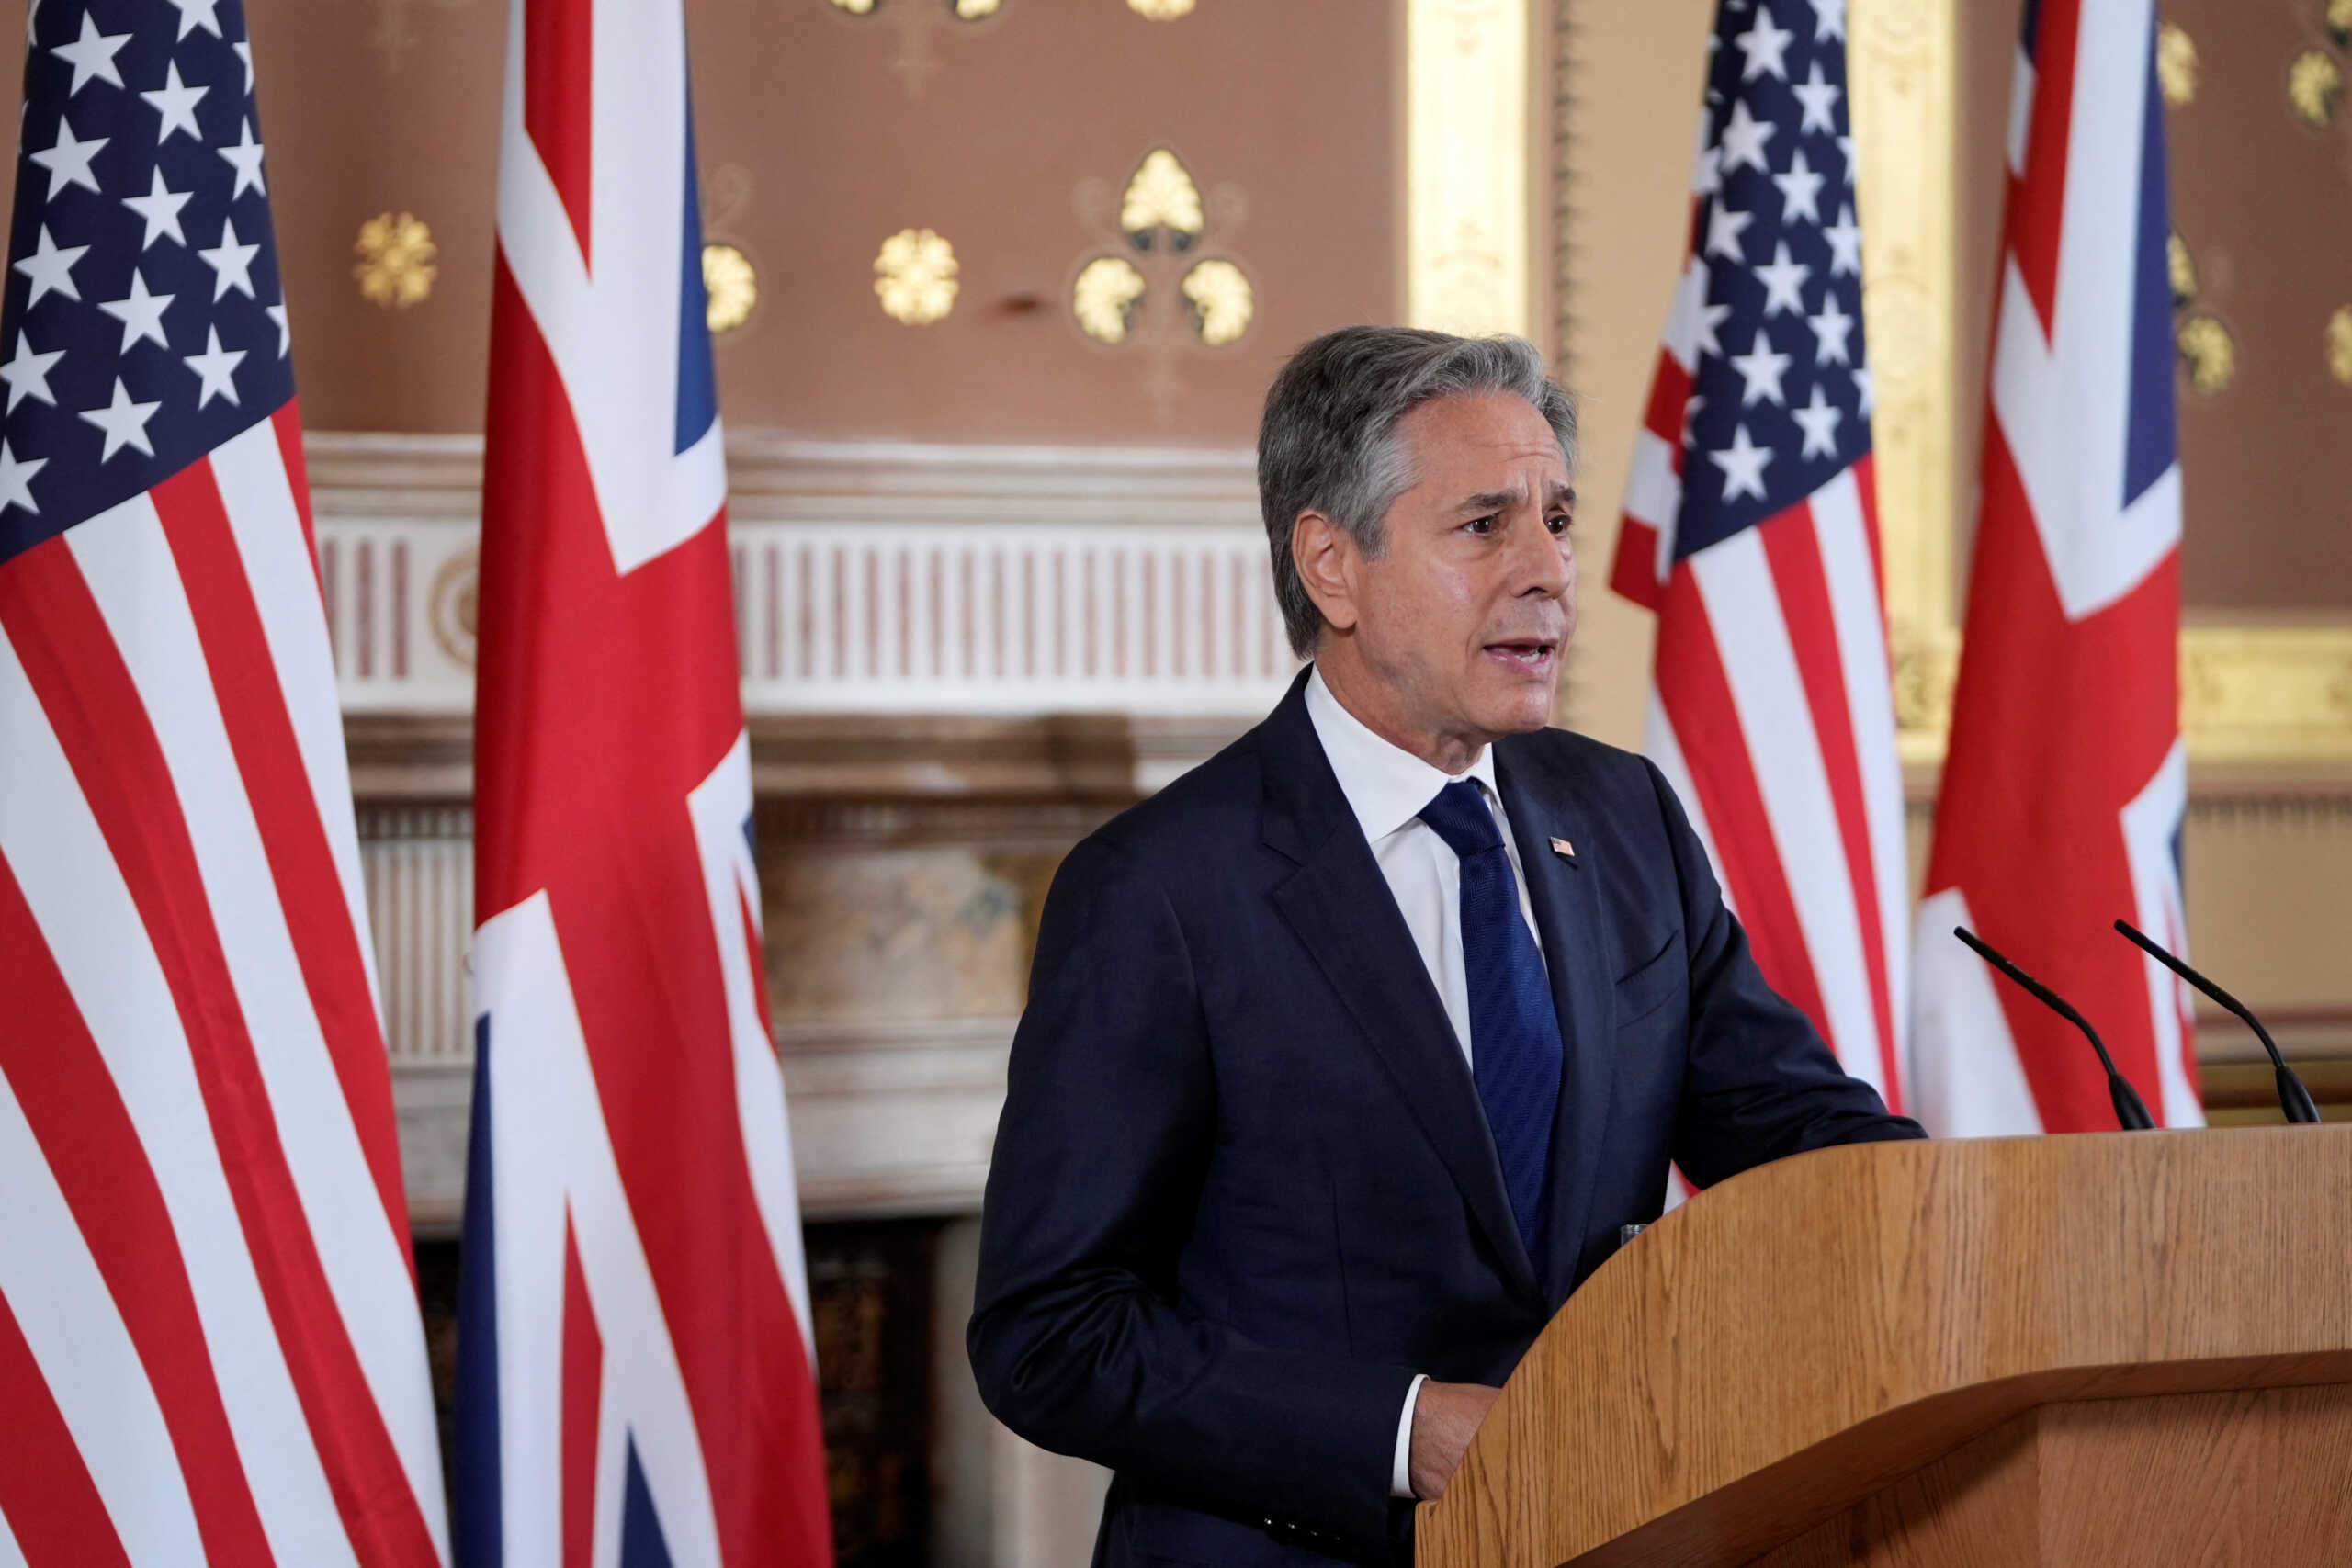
[1484,639,1557,672]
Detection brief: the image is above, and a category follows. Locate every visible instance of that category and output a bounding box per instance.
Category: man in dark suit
[967,327,1922,1567]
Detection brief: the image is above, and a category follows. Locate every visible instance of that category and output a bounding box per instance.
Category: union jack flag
[1611,0,1910,1115]
[452,0,831,1562]
[1911,0,2199,1134]
[0,2,448,1564]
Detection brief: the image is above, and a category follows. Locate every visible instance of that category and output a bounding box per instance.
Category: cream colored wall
[1552,0,1715,750]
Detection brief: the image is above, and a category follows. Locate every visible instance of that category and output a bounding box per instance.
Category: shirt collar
[1303,663,1499,843]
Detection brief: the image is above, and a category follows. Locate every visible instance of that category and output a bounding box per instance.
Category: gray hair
[1257,327,1577,657]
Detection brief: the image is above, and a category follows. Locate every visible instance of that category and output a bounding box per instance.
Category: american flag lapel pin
[1549,836,1577,863]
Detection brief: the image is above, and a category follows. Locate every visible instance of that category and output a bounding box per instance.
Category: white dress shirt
[1301,666,1548,1499]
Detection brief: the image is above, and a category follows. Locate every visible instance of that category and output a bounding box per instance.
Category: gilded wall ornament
[2157,23,2197,107]
[2328,307,2352,387]
[2289,49,2342,127]
[1121,150,1204,246]
[2331,0,2352,50]
[354,212,437,309]
[875,228,959,324]
[827,0,1001,98]
[2166,232,2197,304]
[429,547,479,671]
[1069,146,1256,413]
[1179,258,1253,345]
[704,244,759,334]
[1073,257,1148,343]
[1127,0,1197,18]
[2177,314,2237,395]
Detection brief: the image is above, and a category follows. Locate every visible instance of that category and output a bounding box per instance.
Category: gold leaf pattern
[1180,258,1253,345]
[2328,307,2352,388]
[2330,0,2352,49]
[1128,0,1196,16]
[1120,149,1204,248]
[353,212,437,309]
[1073,256,1148,343]
[703,243,757,334]
[2156,23,2197,106]
[2177,313,2236,395]
[955,0,1001,16]
[874,228,958,325]
[2289,49,2342,127]
[2166,231,2197,304]
[830,0,876,12]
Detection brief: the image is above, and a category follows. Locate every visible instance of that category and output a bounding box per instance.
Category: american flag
[452,0,831,1562]
[0,3,448,1565]
[1611,0,1910,1114]
[1911,0,2199,1134]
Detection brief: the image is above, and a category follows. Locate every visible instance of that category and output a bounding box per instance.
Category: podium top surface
[1416,1125,2352,1568]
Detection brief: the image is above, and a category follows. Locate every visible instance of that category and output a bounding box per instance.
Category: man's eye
[1465,515,1498,535]
[1547,513,1572,535]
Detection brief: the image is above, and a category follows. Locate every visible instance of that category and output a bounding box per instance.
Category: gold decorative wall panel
[1406,0,1532,336]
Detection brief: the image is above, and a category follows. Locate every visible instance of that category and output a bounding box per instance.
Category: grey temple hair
[1256,326,1578,658]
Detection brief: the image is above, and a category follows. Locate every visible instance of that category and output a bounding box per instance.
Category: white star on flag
[1806,293,1855,363]
[198,216,259,299]
[28,115,107,199]
[0,438,44,513]
[1729,329,1793,405]
[1826,205,1863,275]
[123,168,194,249]
[141,61,208,143]
[14,224,88,305]
[1792,62,1841,135]
[1791,384,1843,458]
[1705,201,1755,262]
[165,0,225,40]
[1807,0,1847,41]
[78,376,162,461]
[232,39,254,90]
[1756,242,1812,317]
[1718,98,1777,174]
[1708,422,1774,502]
[52,14,131,95]
[1,334,64,412]
[1772,148,1826,224]
[1733,6,1794,80]
[266,299,290,355]
[97,269,175,353]
[218,118,266,197]
[183,324,246,408]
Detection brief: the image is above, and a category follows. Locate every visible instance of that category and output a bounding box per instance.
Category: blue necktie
[1419,780,1563,1269]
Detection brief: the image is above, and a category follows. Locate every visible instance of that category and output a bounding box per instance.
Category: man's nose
[1512,518,1572,597]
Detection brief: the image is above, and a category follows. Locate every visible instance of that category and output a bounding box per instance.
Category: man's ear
[1291,511,1360,636]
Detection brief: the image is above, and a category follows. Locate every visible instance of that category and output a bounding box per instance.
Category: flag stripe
[151,451,409,1255]
[1651,569,1835,1038]
[1753,489,1901,1100]
[1692,527,1886,1093]
[67,504,446,1564]
[0,856,277,1568]
[0,617,362,1568]
[0,535,439,1568]
[560,1215,601,1568]
[0,1066,207,1568]
[0,1285,134,1568]
[220,410,387,1027]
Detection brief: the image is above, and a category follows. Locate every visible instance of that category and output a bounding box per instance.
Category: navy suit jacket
[967,671,1922,1566]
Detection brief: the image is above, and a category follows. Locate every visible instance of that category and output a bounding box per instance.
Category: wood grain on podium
[1415,1127,2352,1568]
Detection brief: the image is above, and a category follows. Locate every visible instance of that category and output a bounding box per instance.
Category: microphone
[2112,919,2323,1125]
[1952,926,2154,1131]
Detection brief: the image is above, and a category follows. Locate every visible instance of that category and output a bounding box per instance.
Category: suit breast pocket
[1613,936,1683,1031]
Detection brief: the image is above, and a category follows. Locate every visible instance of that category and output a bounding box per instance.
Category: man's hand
[1408,1380,1501,1499]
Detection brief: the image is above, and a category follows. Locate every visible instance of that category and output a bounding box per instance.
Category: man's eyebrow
[1456,488,1526,513]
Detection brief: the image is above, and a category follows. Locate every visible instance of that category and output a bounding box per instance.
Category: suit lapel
[1495,745,1620,1305]
[1259,679,1540,1301]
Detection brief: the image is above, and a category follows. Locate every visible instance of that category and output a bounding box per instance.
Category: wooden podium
[1417,1126,2352,1567]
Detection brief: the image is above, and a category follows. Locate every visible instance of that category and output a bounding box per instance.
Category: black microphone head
[2109,1074,2156,1132]
[2277,1065,2324,1126]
